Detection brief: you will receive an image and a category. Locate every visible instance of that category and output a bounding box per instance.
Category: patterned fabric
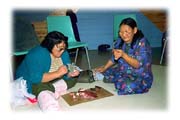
[49,54,63,72]
[103,37,153,95]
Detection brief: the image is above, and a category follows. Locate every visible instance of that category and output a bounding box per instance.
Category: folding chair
[47,16,91,70]
[160,32,168,64]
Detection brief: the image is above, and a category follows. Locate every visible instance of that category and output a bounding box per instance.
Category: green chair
[113,14,137,47]
[47,16,91,69]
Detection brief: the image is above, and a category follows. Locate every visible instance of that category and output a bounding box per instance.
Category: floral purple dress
[103,37,153,95]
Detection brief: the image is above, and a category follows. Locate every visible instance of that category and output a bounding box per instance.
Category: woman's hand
[95,59,114,73]
[57,65,68,77]
[42,65,68,83]
[113,49,140,69]
[68,70,80,77]
[95,66,106,73]
[113,49,124,60]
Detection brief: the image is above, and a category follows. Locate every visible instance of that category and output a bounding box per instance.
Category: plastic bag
[10,77,37,108]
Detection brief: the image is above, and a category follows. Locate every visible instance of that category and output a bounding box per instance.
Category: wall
[136,11,163,48]
[76,9,163,50]
[14,9,163,50]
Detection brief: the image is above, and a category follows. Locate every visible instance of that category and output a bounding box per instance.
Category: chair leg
[84,47,91,70]
[74,48,79,64]
[74,47,91,70]
[160,39,167,65]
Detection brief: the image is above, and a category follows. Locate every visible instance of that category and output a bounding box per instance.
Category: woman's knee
[37,90,61,111]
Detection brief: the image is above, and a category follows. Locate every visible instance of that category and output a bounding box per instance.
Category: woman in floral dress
[96,17,153,95]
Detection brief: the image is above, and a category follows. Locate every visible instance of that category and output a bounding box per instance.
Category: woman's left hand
[68,70,80,77]
[113,49,124,60]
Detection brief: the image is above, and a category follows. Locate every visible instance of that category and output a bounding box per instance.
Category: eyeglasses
[55,45,66,52]
[119,30,132,36]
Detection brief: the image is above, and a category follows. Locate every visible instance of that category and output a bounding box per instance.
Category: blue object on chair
[113,14,137,42]
[47,16,91,70]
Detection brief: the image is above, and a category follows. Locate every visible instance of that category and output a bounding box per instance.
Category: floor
[70,47,167,70]
[12,47,167,74]
[12,48,168,112]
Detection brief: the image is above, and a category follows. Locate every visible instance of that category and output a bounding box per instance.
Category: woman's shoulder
[138,37,151,48]
[29,45,47,53]
[27,45,49,58]
[138,36,148,43]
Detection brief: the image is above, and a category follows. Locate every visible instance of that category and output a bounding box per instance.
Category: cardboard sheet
[62,86,114,106]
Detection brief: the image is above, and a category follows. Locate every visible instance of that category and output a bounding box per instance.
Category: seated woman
[15,31,79,111]
[96,18,153,95]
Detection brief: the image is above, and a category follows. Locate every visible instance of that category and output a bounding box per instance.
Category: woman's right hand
[57,65,68,76]
[113,49,124,60]
[42,65,68,83]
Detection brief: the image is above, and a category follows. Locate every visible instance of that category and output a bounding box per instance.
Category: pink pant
[37,79,67,111]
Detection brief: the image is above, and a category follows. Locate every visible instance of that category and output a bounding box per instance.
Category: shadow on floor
[70,47,167,70]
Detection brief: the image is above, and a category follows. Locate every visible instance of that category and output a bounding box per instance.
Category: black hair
[40,31,68,53]
[118,17,144,49]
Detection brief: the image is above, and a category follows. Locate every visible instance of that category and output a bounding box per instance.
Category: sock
[52,79,68,99]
